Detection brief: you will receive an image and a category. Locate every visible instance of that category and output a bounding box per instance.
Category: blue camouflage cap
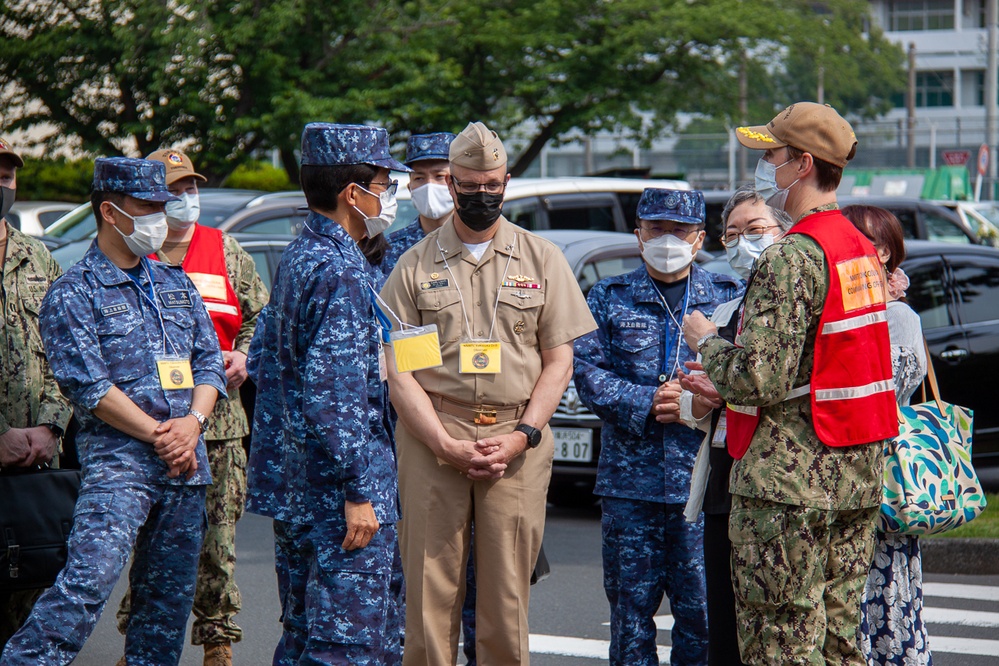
[637,188,705,225]
[405,132,456,165]
[92,157,180,202]
[300,123,411,172]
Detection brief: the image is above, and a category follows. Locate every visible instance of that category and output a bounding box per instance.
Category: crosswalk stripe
[529,634,671,663]
[929,636,999,657]
[923,582,999,602]
[923,607,999,628]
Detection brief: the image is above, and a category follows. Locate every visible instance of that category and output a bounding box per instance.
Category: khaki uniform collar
[433,216,521,265]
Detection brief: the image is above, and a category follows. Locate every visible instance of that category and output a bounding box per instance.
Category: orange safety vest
[150,225,242,351]
[726,210,898,459]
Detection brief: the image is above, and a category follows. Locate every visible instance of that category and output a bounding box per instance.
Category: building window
[893,70,956,107]
[888,0,956,31]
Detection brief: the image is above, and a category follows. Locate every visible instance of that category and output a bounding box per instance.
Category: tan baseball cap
[449,122,507,171]
[0,137,24,168]
[146,149,207,185]
[735,102,857,168]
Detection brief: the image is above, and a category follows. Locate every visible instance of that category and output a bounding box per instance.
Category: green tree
[0,0,905,181]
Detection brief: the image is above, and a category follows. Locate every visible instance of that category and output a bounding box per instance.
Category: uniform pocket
[74,491,114,518]
[728,506,798,608]
[306,538,392,646]
[496,289,545,344]
[416,289,463,342]
[96,311,148,382]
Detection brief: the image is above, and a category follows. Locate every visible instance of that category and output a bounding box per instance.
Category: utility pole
[907,42,916,168]
[987,0,998,198]
[738,49,748,183]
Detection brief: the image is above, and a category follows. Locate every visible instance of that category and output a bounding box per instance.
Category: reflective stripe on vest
[724,210,898,458]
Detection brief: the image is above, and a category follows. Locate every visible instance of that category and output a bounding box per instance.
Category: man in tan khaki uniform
[381,121,596,665]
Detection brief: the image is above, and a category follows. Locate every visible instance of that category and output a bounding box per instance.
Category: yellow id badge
[459,342,501,374]
[156,357,195,390]
[390,325,444,373]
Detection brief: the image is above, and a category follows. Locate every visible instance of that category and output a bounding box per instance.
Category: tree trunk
[282,147,300,187]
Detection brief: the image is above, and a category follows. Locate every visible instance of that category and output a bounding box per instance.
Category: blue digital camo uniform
[2,243,226,666]
[574,263,742,666]
[382,218,426,276]
[246,211,401,666]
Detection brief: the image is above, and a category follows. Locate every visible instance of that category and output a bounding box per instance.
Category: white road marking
[923,607,999,628]
[923,582,999,602]
[928,636,999,657]
[529,634,670,663]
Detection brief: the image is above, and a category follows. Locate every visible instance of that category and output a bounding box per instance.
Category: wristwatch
[696,332,721,352]
[189,409,208,433]
[514,423,543,449]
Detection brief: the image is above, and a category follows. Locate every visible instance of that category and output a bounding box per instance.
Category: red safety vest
[726,210,898,459]
[150,225,242,351]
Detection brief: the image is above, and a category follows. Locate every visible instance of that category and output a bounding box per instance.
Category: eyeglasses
[721,225,779,248]
[640,224,701,240]
[451,176,507,195]
[363,180,399,197]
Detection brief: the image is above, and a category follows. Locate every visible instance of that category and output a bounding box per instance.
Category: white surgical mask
[109,202,168,256]
[754,158,799,211]
[725,234,776,279]
[165,192,200,231]
[410,183,454,220]
[354,186,398,237]
[640,233,696,275]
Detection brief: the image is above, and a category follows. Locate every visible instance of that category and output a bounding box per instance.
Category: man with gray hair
[381,121,596,665]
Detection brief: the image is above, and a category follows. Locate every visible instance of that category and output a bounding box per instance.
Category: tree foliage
[0,0,906,181]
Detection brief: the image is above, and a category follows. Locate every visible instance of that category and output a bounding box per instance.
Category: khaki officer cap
[0,137,24,168]
[736,102,857,168]
[147,149,208,185]
[449,122,507,171]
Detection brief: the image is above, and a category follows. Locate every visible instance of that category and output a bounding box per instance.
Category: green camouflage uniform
[0,223,72,649]
[700,227,883,666]
[117,231,268,646]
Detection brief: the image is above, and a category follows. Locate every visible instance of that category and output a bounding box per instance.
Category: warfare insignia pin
[514,320,526,334]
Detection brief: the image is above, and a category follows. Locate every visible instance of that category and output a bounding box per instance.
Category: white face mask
[640,233,697,275]
[725,234,777,279]
[410,183,454,220]
[754,158,799,211]
[109,202,168,256]
[354,185,398,237]
[165,192,200,231]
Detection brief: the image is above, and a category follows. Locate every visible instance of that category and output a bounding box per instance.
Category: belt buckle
[474,408,497,425]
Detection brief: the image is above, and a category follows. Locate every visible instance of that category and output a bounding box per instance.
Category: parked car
[702,190,982,254]
[6,201,78,236]
[934,200,999,247]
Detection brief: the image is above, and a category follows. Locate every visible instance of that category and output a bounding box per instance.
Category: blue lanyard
[370,289,392,343]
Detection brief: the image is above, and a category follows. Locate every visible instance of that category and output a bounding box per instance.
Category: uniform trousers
[600,498,708,666]
[271,519,402,666]
[397,412,552,666]
[1,478,206,666]
[115,437,247,645]
[728,495,879,666]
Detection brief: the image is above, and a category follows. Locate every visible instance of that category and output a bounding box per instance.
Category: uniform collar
[433,216,521,265]
[83,240,150,287]
[2,222,29,277]
[303,211,366,268]
[631,264,717,307]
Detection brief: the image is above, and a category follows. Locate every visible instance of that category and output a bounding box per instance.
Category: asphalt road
[65,468,999,665]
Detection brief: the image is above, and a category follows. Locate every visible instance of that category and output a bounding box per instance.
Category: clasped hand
[152,415,201,479]
[441,432,527,481]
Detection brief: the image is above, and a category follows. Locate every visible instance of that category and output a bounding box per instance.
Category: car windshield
[44,190,264,242]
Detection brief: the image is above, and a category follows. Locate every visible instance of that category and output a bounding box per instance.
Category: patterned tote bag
[879,339,988,535]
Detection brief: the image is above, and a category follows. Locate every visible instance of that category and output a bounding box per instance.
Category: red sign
[941,150,971,166]
[978,144,990,176]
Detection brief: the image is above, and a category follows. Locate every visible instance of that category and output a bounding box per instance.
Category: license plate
[551,427,593,462]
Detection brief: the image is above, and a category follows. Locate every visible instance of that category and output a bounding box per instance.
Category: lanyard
[369,290,393,343]
[648,274,690,384]
[125,258,179,358]
[435,234,516,342]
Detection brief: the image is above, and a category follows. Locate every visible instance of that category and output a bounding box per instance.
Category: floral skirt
[860,533,932,665]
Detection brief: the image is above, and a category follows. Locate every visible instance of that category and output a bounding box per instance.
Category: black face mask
[0,186,14,222]
[455,191,504,232]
